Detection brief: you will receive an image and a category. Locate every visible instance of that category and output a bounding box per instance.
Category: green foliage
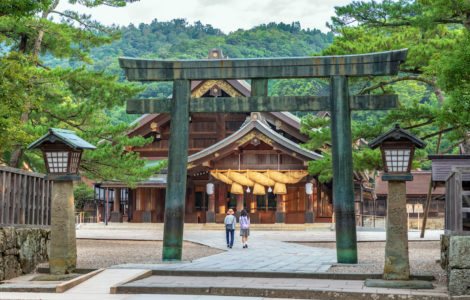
[0,0,160,184]
[0,0,52,17]
[302,0,470,181]
[0,52,42,155]
[41,19,335,124]
[73,181,94,210]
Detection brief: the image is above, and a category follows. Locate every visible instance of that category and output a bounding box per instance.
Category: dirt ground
[298,241,446,283]
[75,239,223,268]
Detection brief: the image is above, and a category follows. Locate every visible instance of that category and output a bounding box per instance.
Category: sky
[55,0,353,34]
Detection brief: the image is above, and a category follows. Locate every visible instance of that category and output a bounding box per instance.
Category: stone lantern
[366,124,432,289]
[28,128,96,274]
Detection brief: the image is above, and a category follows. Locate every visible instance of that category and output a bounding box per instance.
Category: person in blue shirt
[224,208,236,248]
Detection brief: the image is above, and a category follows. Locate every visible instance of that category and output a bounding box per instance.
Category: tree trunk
[8,0,59,168]
[462,134,470,154]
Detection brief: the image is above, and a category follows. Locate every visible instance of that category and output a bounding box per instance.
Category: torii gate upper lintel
[119,49,408,264]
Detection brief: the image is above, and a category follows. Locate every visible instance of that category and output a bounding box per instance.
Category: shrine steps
[78,222,332,231]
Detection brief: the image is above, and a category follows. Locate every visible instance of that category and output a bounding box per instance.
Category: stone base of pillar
[142,211,152,223]
[110,212,122,222]
[275,212,285,223]
[305,211,315,223]
[364,279,433,289]
[206,211,215,223]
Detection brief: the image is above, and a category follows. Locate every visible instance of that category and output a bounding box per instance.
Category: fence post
[0,171,4,224]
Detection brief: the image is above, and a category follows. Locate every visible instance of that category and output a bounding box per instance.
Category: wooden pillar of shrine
[275,194,285,223]
[249,193,256,213]
[206,189,216,223]
[236,194,244,214]
[305,194,315,224]
[111,188,122,222]
[186,186,193,214]
[217,184,227,214]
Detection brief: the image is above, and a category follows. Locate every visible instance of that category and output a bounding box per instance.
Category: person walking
[239,209,250,248]
[224,208,236,248]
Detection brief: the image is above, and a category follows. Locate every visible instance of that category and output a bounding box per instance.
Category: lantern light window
[384,149,411,172]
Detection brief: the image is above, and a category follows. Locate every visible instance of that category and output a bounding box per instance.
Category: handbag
[225,223,233,230]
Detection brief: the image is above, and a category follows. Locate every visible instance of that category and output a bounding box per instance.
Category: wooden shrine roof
[187,114,322,168]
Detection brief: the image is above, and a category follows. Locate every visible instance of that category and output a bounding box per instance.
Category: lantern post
[28,128,96,274]
[366,124,432,289]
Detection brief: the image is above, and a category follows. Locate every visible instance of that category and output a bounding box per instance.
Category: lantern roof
[27,128,96,150]
[368,124,426,150]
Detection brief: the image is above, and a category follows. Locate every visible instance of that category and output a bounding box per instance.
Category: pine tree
[302,0,470,182]
[0,0,161,184]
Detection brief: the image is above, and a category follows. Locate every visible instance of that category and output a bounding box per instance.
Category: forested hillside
[42,19,334,124]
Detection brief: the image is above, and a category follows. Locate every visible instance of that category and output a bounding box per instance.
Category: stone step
[78,222,331,231]
[65,268,150,294]
[113,275,447,300]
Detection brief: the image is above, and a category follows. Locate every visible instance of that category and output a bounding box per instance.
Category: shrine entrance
[119,49,408,263]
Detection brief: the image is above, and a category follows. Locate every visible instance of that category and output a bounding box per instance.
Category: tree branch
[420,127,455,140]
[41,109,85,132]
[51,10,112,34]
[403,119,435,130]
[359,76,435,95]
[440,141,463,154]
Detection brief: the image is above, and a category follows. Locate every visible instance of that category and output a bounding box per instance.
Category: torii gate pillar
[330,76,357,263]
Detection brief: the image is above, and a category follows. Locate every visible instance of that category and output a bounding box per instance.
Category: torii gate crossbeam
[119,49,408,264]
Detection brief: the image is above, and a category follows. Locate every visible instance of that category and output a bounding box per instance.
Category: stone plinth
[275,212,285,223]
[364,279,433,289]
[142,211,152,223]
[206,211,215,223]
[110,212,122,223]
[383,181,410,280]
[49,180,76,274]
[305,211,314,223]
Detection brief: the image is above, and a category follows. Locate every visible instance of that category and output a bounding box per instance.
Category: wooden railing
[75,212,97,224]
[0,165,52,226]
[356,214,386,228]
[445,166,470,235]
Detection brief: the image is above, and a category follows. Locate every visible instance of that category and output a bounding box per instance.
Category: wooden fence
[445,166,470,235]
[0,165,52,226]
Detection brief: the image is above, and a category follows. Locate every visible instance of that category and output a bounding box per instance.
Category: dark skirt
[240,228,250,236]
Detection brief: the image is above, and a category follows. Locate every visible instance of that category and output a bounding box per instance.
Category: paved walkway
[77,226,442,274]
[0,227,445,300]
[65,269,145,294]
[84,229,336,273]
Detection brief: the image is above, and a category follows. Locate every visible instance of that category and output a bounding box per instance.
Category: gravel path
[298,241,446,283]
[76,239,223,269]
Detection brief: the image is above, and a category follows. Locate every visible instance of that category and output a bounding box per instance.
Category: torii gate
[119,49,408,264]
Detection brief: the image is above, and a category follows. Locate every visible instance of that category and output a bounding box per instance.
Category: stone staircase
[78,222,332,231]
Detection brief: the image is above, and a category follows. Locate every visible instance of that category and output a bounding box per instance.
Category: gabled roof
[369,124,426,149]
[188,117,322,165]
[28,128,96,150]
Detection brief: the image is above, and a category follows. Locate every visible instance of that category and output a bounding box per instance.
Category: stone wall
[441,234,470,295]
[0,226,50,281]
